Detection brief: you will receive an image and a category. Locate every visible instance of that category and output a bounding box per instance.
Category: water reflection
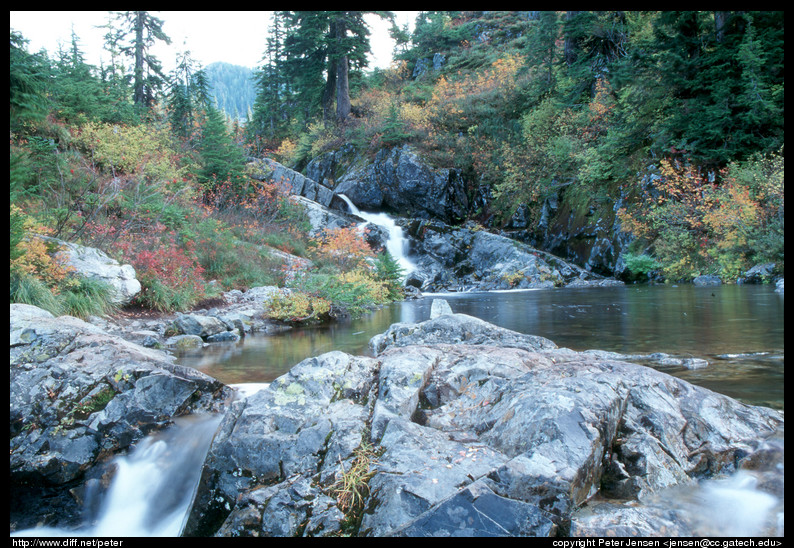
[177,285,783,409]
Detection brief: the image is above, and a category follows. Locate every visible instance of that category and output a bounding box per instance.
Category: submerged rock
[184,303,783,537]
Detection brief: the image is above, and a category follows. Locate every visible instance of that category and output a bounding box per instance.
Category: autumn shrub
[10,205,118,318]
[294,268,389,319]
[290,122,344,169]
[10,206,76,291]
[312,227,374,271]
[117,228,210,312]
[10,205,68,315]
[71,121,190,185]
[263,290,331,323]
[619,152,784,282]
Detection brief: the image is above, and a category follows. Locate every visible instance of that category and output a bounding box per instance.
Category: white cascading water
[13,414,221,538]
[642,470,783,536]
[337,194,416,279]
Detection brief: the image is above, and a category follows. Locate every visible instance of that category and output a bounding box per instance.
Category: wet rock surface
[183,304,783,537]
[9,304,233,531]
[399,219,623,292]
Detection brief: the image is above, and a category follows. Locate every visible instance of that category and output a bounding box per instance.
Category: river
[15,283,782,538]
[178,284,784,410]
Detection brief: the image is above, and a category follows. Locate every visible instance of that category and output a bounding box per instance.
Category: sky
[10,11,418,73]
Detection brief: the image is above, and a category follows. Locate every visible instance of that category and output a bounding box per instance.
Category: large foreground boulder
[9,304,232,531]
[184,304,783,537]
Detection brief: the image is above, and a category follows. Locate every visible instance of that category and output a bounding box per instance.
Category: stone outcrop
[46,237,141,305]
[400,218,623,292]
[184,304,783,537]
[288,195,363,238]
[9,303,233,531]
[333,145,470,224]
[248,158,342,210]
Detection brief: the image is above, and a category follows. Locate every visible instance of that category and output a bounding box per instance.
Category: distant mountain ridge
[204,62,256,122]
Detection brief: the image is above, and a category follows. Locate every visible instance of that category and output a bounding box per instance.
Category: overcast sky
[10,11,417,73]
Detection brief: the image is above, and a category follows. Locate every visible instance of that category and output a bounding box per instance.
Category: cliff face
[302,144,633,278]
[500,186,634,277]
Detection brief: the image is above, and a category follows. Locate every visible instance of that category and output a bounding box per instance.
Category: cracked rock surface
[184,308,783,537]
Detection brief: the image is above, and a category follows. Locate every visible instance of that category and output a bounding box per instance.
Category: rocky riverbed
[10,299,784,536]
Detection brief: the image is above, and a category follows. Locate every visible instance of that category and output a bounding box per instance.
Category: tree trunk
[715,11,729,43]
[564,11,581,66]
[334,16,351,124]
[336,54,351,123]
[322,61,337,123]
[133,11,145,106]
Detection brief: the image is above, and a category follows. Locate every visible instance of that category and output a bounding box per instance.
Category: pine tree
[168,50,199,141]
[49,30,115,124]
[248,12,293,151]
[198,103,247,196]
[10,31,49,129]
[112,11,172,109]
[281,11,392,124]
[525,11,560,97]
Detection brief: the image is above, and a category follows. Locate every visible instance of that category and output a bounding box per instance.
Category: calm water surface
[177,285,784,409]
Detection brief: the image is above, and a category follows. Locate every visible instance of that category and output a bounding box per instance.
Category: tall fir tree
[168,50,199,142]
[248,11,292,151]
[10,31,49,129]
[198,103,247,196]
[281,11,392,124]
[112,11,172,109]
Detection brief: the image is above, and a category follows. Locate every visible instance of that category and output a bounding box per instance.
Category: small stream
[13,415,221,538]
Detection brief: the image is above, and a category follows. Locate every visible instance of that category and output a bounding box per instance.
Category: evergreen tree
[10,31,49,129]
[112,11,172,108]
[168,50,199,141]
[198,103,247,196]
[191,68,212,111]
[651,11,784,166]
[249,12,292,151]
[281,11,392,124]
[49,30,108,123]
[97,15,138,124]
[524,11,560,97]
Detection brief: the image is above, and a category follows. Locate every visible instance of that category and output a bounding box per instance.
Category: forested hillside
[10,11,785,319]
[204,62,256,122]
[245,11,783,282]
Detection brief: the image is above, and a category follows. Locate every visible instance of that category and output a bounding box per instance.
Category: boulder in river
[184,303,783,537]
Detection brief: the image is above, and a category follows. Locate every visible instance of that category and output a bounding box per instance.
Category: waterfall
[338,194,416,278]
[12,414,221,538]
